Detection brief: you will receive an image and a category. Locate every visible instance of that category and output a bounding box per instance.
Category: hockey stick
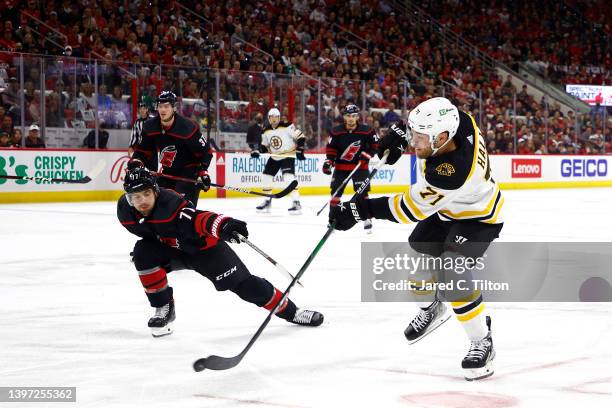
[153,172,298,199]
[208,138,225,153]
[192,150,390,372]
[316,152,371,216]
[234,232,304,288]
[0,159,106,184]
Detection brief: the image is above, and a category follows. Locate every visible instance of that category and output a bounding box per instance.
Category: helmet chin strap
[430,132,452,156]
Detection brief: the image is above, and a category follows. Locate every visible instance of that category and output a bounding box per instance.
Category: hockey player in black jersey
[323,104,378,233]
[117,164,323,337]
[131,91,212,206]
[330,97,501,381]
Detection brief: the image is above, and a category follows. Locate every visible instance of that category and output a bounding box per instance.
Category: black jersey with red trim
[132,113,213,177]
[326,123,379,170]
[117,188,224,253]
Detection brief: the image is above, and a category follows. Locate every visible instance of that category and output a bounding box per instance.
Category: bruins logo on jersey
[270,136,283,150]
[435,163,455,177]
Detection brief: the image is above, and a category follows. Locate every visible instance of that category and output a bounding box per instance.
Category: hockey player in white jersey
[330,97,503,381]
[252,108,306,214]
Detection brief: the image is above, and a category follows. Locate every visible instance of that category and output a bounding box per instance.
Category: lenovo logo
[512,158,541,178]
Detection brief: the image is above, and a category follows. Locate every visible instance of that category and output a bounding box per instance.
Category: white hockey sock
[451,295,488,341]
[262,174,273,193]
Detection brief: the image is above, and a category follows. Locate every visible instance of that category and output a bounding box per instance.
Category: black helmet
[156,90,177,107]
[123,167,159,195]
[343,104,360,115]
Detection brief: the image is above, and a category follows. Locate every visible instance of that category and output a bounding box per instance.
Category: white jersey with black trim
[261,121,305,159]
[388,111,504,225]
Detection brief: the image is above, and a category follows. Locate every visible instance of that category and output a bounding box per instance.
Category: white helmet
[408,97,459,154]
[268,108,281,118]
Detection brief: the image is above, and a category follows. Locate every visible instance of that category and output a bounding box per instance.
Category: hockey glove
[296,147,306,160]
[218,217,249,243]
[127,158,145,170]
[328,197,371,231]
[250,148,260,159]
[377,120,409,165]
[322,159,334,175]
[196,170,211,192]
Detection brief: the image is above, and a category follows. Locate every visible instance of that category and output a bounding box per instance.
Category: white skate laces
[412,309,432,332]
[465,338,491,360]
[154,303,170,318]
[293,309,315,324]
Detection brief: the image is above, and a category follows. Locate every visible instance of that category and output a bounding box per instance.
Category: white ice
[1,189,612,408]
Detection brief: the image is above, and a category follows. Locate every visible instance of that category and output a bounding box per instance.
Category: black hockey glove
[329,197,371,231]
[250,148,260,159]
[218,217,249,243]
[322,159,334,175]
[377,120,409,165]
[196,170,211,192]
[296,148,306,160]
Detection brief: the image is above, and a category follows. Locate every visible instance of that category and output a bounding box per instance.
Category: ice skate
[148,300,175,337]
[256,198,272,213]
[462,316,495,381]
[404,300,450,344]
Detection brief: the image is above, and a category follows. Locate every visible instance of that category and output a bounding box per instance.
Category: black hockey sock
[146,286,173,308]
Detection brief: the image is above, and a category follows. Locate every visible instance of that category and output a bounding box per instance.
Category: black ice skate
[462,316,495,381]
[148,299,176,337]
[288,200,302,215]
[404,300,450,344]
[363,219,373,234]
[290,309,324,326]
[256,198,272,213]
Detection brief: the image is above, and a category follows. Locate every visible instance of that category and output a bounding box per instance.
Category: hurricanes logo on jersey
[435,163,455,176]
[270,136,283,150]
[340,141,361,161]
[160,145,177,168]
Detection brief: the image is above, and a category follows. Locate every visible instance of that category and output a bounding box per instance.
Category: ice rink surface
[2,188,612,408]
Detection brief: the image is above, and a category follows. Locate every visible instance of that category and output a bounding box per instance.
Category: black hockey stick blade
[193,350,245,371]
[271,179,298,198]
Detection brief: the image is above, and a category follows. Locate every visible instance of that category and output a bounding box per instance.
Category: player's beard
[161,111,174,125]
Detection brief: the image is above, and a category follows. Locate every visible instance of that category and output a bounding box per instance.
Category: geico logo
[216,265,238,280]
[561,158,608,177]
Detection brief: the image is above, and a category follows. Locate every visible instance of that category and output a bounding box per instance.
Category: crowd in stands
[0,0,610,153]
[416,0,611,86]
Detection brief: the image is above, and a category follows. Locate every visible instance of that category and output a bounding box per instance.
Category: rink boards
[1,149,611,203]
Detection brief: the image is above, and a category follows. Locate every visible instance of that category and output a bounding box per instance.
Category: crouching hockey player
[117,164,323,337]
[329,97,502,380]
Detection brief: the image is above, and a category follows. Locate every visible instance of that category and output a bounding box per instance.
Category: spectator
[246,112,263,153]
[83,125,110,149]
[11,128,22,147]
[25,124,45,148]
[0,131,11,147]
[381,102,400,127]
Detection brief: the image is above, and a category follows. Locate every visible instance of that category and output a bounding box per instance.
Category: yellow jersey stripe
[484,196,505,224]
[439,185,500,218]
[464,113,481,182]
[403,189,427,220]
[392,194,410,224]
